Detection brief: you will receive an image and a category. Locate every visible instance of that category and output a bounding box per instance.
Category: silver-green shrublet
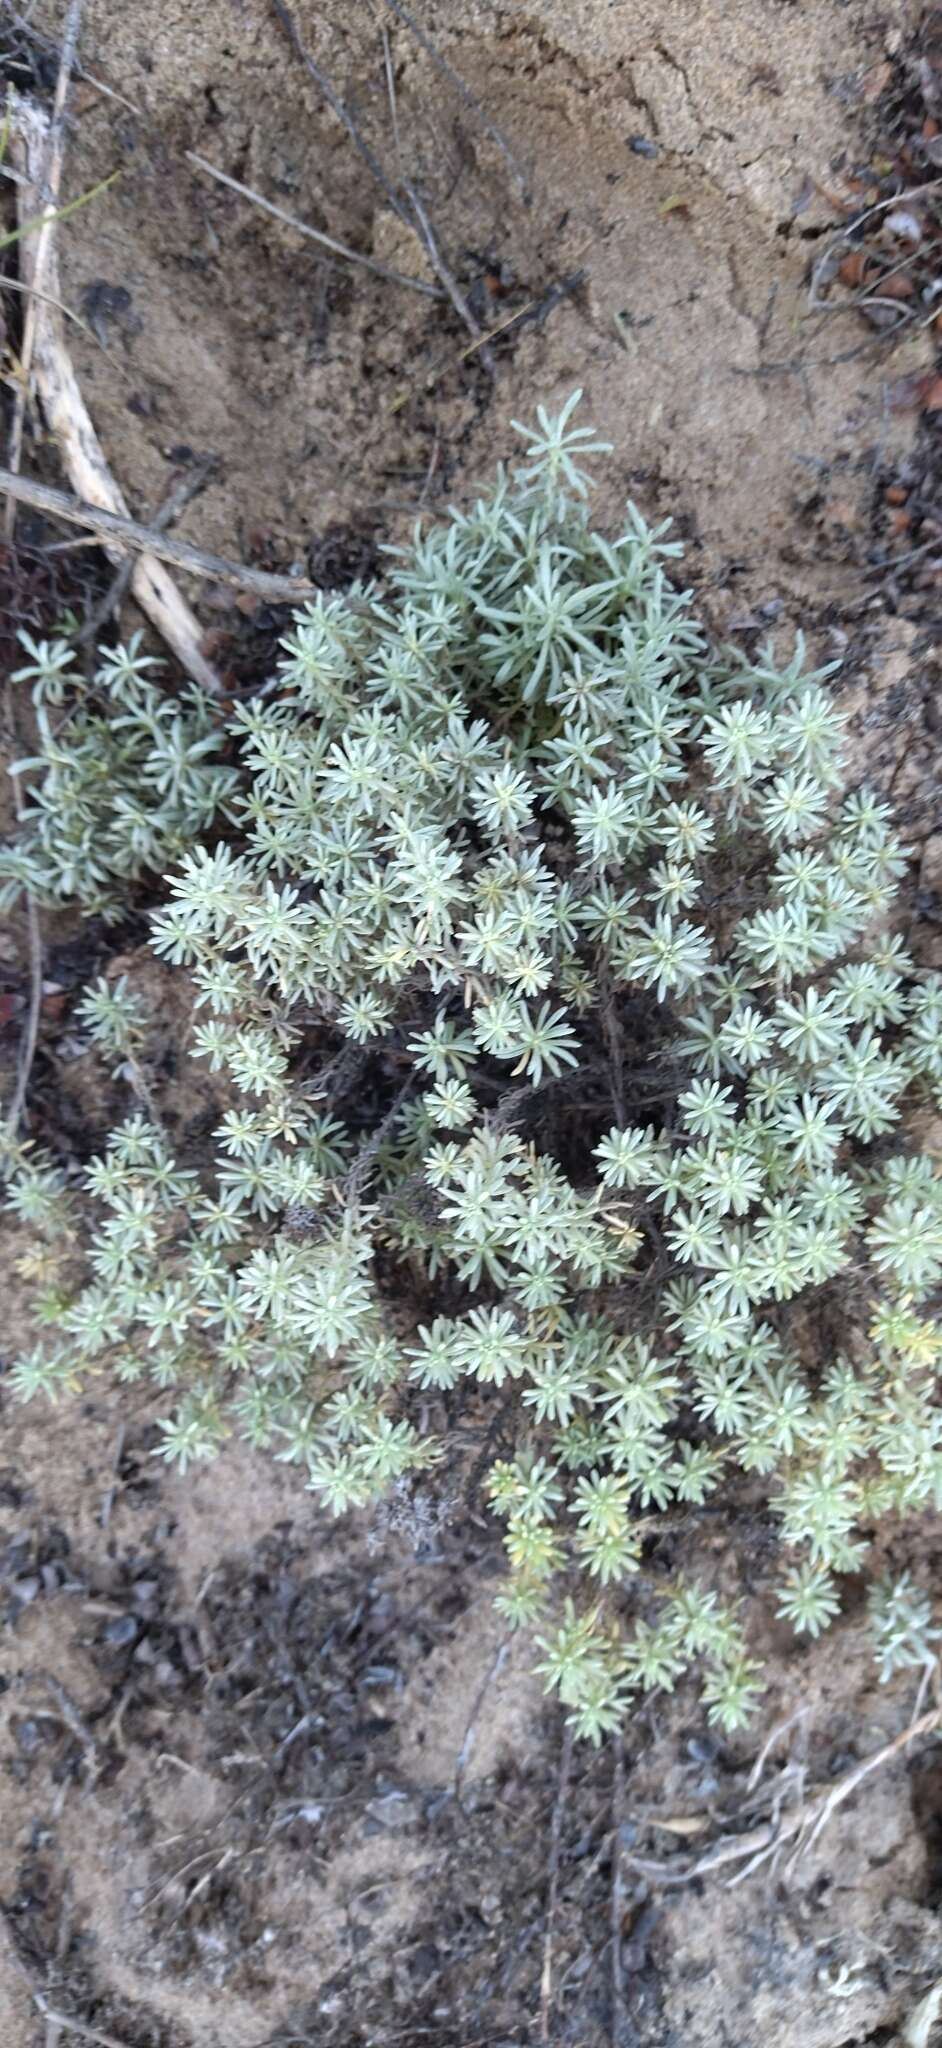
[4,395,942,1741]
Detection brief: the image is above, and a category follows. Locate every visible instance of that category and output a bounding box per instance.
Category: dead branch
[23,1998,127,2048]
[404,180,494,371]
[376,25,492,370]
[185,149,442,297]
[3,0,83,541]
[540,1721,573,2043]
[1,1903,126,2048]
[271,0,408,221]
[382,0,531,200]
[610,1734,630,2047]
[9,99,222,692]
[624,1702,942,1890]
[30,1671,102,1783]
[3,857,42,1135]
[0,468,325,607]
[4,675,43,1137]
[76,456,217,645]
[266,8,494,371]
[453,1638,509,1800]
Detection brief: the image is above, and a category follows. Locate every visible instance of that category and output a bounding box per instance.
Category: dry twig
[453,1638,509,1799]
[271,0,407,220]
[185,149,441,297]
[9,99,222,691]
[76,457,217,645]
[403,180,494,371]
[30,1671,102,1783]
[808,177,942,312]
[376,25,492,369]
[624,1702,942,1890]
[610,1734,630,2047]
[4,879,41,1135]
[3,0,83,541]
[21,1998,126,2048]
[381,0,531,199]
[1,1902,126,2048]
[0,467,325,607]
[540,1721,574,2043]
[4,673,43,1138]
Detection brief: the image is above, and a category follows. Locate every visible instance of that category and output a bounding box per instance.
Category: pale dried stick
[376,27,494,373]
[540,1721,574,2043]
[4,0,83,538]
[610,1733,629,2048]
[624,1702,942,1890]
[382,0,531,199]
[186,150,441,297]
[3,682,42,1141]
[271,0,408,222]
[0,466,324,605]
[10,98,222,692]
[76,457,217,644]
[405,180,494,371]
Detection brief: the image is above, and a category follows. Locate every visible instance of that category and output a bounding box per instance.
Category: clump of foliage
[5,395,942,1739]
[0,632,236,914]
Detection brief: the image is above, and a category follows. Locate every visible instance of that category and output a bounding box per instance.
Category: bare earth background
[2,1,942,2044]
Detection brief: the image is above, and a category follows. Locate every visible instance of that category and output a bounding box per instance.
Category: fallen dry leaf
[861,58,892,99]
[887,371,934,411]
[877,272,915,299]
[838,250,868,288]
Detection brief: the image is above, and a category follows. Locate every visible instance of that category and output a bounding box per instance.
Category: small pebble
[14,1717,44,1753]
[103,1613,138,1647]
[364,1790,420,1829]
[12,1575,41,1605]
[629,135,658,157]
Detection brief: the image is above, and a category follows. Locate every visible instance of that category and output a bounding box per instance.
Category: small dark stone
[363,1664,400,1688]
[80,280,133,344]
[14,1716,44,1753]
[629,135,658,157]
[365,1790,420,1829]
[103,1613,138,1647]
